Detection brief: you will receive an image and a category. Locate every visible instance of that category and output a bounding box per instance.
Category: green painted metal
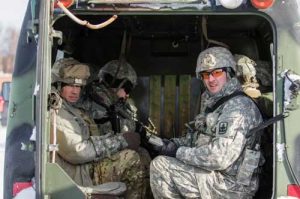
[275,28,300,197]
[45,163,86,199]
[36,0,55,197]
[7,70,36,135]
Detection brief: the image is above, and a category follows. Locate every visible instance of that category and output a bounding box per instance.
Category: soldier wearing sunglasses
[81,59,138,134]
[150,47,264,199]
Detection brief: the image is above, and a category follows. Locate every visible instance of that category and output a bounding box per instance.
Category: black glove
[153,139,178,157]
[151,138,169,153]
[122,132,141,151]
[160,140,178,157]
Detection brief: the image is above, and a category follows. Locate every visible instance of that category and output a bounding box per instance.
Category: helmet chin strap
[54,82,62,91]
[117,79,127,90]
[58,82,62,90]
[226,67,235,79]
[101,79,110,89]
[101,78,127,91]
[68,101,78,106]
[226,71,232,80]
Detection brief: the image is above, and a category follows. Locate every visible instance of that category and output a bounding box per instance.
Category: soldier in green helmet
[81,59,138,133]
[78,59,151,198]
[150,47,264,199]
[51,57,147,199]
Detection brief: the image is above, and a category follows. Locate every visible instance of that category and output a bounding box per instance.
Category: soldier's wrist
[117,134,129,149]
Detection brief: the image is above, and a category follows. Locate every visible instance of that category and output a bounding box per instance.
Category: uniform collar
[202,77,242,110]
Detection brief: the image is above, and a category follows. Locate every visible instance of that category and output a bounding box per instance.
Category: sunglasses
[122,81,134,94]
[198,68,226,80]
[104,74,134,94]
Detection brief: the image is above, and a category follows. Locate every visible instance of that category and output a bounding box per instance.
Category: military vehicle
[4,0,300,198]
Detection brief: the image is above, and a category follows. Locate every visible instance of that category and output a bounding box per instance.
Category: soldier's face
[202,68,227,94]
[60,85,81,103]
[116,88,129,100]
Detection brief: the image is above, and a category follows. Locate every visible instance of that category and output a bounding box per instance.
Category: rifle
[89,84,165,148]
[135,117,164,147]
[92,98,131,134]
[106,99,164,147]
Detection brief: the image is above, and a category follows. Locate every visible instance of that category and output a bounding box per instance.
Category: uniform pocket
[236,148,261,186]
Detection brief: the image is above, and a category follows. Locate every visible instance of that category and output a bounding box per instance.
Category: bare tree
[0,24,20,73]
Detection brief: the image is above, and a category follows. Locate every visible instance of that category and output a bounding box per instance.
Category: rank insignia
[218,122,228,134]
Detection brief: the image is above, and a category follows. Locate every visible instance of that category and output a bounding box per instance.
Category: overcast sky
[0,0,29,29]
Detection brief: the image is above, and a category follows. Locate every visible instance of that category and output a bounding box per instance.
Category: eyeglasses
[104,74,134,94]
[122,81,134,94]
[198,68,226,80]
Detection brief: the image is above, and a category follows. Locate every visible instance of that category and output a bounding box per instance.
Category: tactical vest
[205,91,285,186]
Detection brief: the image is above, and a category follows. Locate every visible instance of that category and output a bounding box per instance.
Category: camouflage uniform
[78,59,138,134]
[150,47,263,199]
[78,59,151,198]
[80,83,137,134]
[51,58,146,199]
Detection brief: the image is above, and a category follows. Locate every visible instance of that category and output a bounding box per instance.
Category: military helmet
[98,60,137,92]
[196,47,236,78]
[52,58,90,86]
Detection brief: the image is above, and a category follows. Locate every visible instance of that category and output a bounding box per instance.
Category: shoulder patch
[218,122,228,134]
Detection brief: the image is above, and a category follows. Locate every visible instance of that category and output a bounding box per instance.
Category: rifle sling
[94,117,111,124]
[247,114,285,138]
[205,91,247,114]
[204,91,285,138]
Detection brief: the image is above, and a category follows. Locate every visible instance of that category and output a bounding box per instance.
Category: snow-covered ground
[0,126,7,199]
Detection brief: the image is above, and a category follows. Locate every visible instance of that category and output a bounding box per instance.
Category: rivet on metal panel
[277,55,283,72]
[10,101,17,118]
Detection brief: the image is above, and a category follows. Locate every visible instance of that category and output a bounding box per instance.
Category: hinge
[26,19,39,44]
[51,29,63,45]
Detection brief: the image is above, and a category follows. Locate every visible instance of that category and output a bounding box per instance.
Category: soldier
[79,59,152,198]
[150,47,264,198]
[51,58,146,199]
[80,59,138,134]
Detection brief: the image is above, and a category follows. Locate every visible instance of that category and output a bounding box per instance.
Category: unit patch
[218,122,228,134]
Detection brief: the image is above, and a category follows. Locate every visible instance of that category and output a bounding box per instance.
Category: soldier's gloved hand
[122,132,141,151]
[151,138,169,153]
[195,114,206,130]
[160,139,178,158]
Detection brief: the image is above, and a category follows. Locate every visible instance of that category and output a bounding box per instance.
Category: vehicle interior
[52,13,274,198]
